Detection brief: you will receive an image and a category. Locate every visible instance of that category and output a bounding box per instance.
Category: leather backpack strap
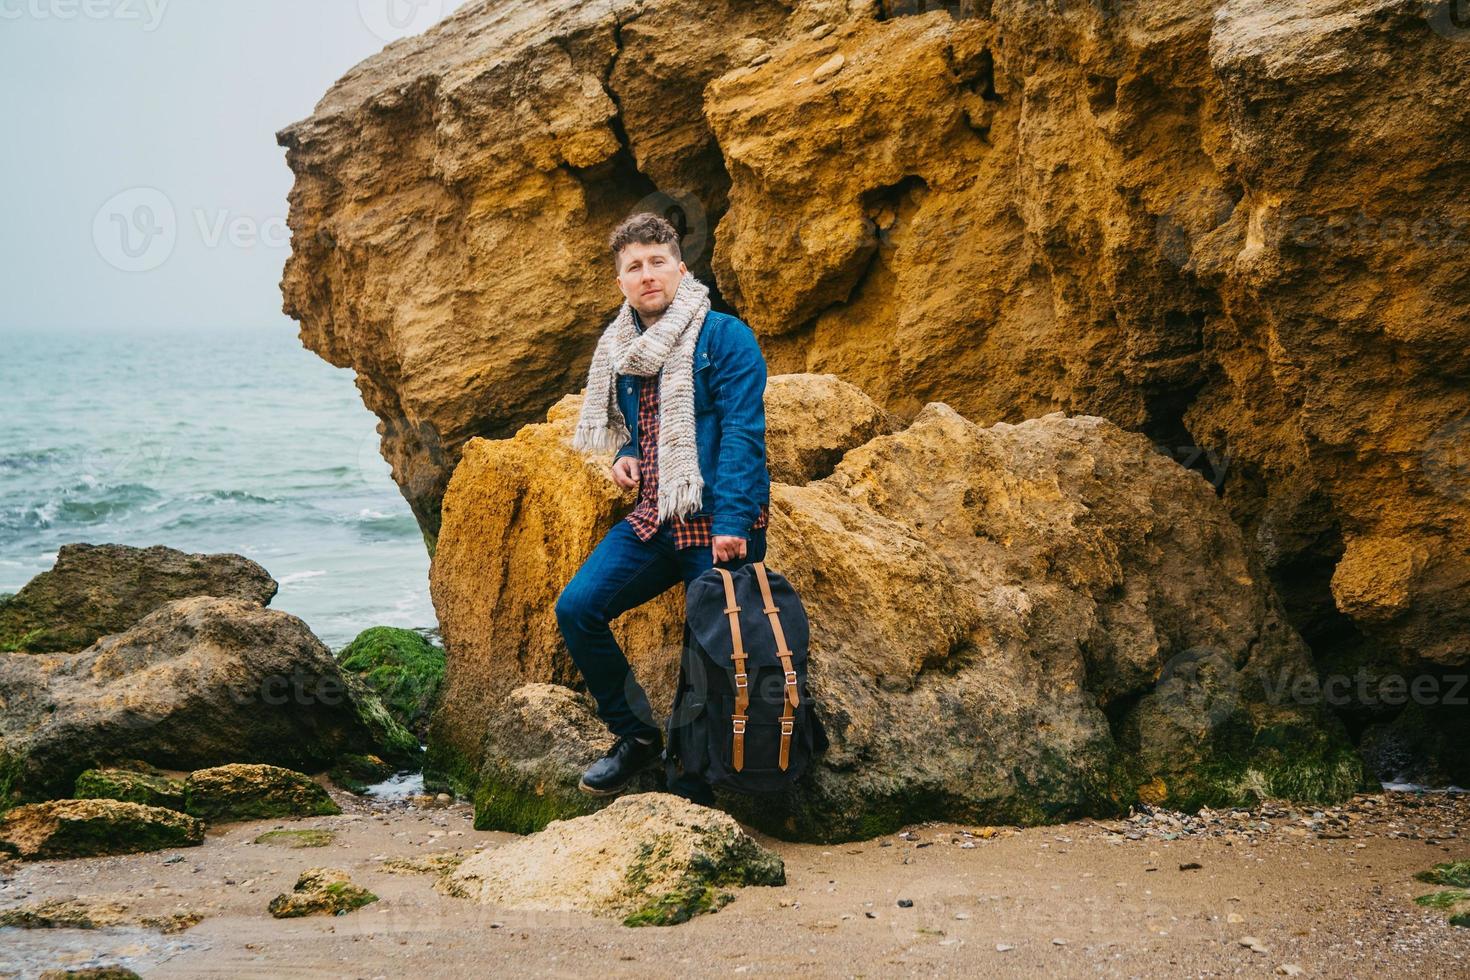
[752,562,800,709]
[752,561,799,771]
[713,567,748,771]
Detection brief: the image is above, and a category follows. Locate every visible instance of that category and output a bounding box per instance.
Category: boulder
[267,868,378,918]
[0,799,203,860]
[336,626,445,738]
[0,897,201,932]
[74,764,186,812]
[182,764,341,822]
[450,683,659,834]
[280,0,1470,756]
[0,543,276,653]
[429,379,1363,841]
[440,793,784,926]
[0,596,416,808]
[327,753,395,795]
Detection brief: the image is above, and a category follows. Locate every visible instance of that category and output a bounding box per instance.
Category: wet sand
[2,789,1467,979]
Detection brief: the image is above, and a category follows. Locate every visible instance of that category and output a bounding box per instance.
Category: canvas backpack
[664,560,828,794]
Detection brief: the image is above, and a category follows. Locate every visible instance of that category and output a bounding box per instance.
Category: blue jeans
[554,519,768,799]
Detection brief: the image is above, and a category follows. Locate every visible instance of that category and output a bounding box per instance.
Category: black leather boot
[578,730,663,796]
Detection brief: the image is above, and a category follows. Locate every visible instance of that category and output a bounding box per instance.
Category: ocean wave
[0,448,67,472]
[278,569,328,586]
[184,489,281,506]
[1,483,163,530]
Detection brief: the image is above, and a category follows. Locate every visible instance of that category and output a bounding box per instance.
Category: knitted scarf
[572,271,711,524]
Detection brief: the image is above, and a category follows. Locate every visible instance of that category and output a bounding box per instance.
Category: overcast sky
[1,0,472,333]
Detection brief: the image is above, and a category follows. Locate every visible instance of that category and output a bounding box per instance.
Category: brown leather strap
[752,562,799,770]
[714,567,749,771]
[779,706,794,770]
[752,562,800,710]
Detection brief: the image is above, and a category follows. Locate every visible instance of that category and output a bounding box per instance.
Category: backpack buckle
[784,670,798,686]
[731,716,747,734]
[780,719,794,735]
[734,673,748,689]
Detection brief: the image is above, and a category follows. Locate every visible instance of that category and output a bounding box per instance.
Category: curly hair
[609,212,682,273]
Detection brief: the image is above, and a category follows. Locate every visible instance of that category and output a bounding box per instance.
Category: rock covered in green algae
[253,829,335,848]
[327,753,396,795]
[0,595,417,808]
[0,799,204,860]
[0,542,276,654]
[73,765,186,811]
[427,682,659,836]
[183,764,341,822]
[39,969,143,980]
[440,792,784,927]
[267,867,378,918]
[0,897,201,932]
[337,626,445,737]
[1416,861,1470,888]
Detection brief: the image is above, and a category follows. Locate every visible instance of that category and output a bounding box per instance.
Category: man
[558,212,771,806]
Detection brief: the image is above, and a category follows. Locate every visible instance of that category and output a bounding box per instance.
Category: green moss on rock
[267,867,377,918]
[74,766,187,811]
[254,829,336,848]
[0,798,204,860]
[620,840,782,934]
[337,627,445,737]
[1414,889,1470,909]
[1416,861,1470,888]
[469,763,605,835]
[183,764,341,822]
[327,753,395,795]
[342,672,422,764]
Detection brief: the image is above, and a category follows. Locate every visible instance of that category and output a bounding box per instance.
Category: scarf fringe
[571,420,629,456]
[658,473,705,524]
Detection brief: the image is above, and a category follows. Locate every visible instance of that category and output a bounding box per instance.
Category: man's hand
[712,534,747,563]
[611,456,640,489]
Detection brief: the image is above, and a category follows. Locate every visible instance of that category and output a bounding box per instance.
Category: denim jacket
[613,309,771,539]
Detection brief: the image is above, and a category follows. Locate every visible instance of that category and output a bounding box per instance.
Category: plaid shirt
[623,369,769,548]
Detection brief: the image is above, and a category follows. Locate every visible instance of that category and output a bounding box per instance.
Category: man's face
[616,241,687,319]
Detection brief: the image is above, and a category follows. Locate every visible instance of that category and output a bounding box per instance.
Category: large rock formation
[0,596,415,807]
[0,543,277,653]
[279,0,1470,765]
[428,375,1363,841]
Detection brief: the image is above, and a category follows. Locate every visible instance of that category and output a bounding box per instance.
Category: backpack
[664,560,828,794]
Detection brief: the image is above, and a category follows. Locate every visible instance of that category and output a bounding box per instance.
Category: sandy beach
[3,787,1466,979]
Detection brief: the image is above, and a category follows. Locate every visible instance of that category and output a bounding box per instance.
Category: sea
[0,324,434,651]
